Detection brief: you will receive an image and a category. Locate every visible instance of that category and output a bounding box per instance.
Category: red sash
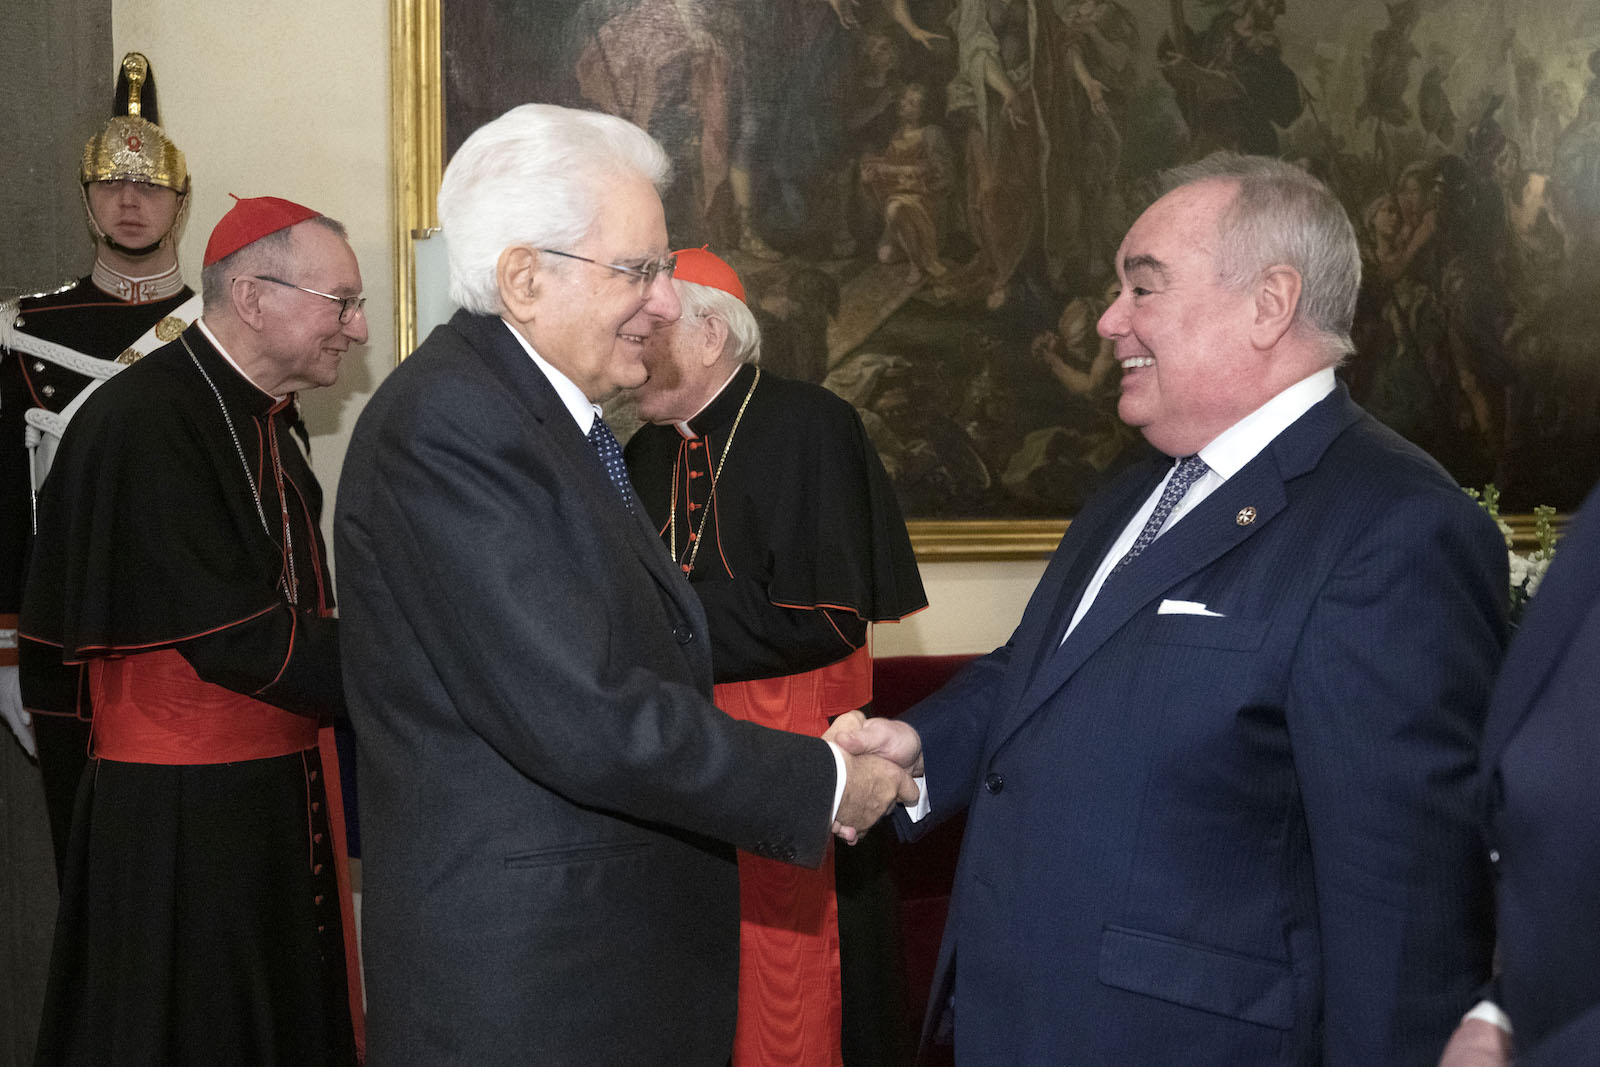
[90,649,317,763]
[88,648,366,1060]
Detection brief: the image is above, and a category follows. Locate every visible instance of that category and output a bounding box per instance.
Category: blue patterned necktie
[1110,454,1210,575]
[587,415,635,514]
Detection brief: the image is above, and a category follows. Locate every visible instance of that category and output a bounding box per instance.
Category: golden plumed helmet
[81,52,189,194]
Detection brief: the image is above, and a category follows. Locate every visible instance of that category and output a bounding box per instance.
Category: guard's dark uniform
[2,277,194,867]
[2,50,197,875]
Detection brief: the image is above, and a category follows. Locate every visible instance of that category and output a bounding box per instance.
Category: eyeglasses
[251,275,367,323]
[538,248,677,288]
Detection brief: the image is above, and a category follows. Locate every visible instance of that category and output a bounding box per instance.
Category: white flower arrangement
[1465,484,1557,624]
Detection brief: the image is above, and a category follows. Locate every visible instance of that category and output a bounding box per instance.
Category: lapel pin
[1236,506,1257,526]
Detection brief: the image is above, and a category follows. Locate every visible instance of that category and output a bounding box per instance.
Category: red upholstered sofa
[872,654,976,1059]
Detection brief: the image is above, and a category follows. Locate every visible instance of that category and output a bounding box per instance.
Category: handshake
[823,711,925,844]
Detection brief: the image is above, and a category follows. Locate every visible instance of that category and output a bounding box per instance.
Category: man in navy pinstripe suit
[839,153,1508,1064]
[1440,477,1600,1066]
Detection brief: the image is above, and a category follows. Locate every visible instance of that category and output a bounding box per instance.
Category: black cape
[625,362,926,683]
[21,323,341,714]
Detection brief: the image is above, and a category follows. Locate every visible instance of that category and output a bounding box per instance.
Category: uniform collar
[90,259,185,304]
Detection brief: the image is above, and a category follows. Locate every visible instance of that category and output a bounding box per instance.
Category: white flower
[1525,556,1551,598]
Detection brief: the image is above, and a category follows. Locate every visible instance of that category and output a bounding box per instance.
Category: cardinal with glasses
[19,194,367,1065]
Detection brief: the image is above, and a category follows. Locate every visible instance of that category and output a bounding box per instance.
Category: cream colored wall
[110,0,1045,657]
[875,559,1045,657]
[112,0,393,561]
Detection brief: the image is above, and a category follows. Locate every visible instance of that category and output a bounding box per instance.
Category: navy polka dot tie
[1111,454,1209,575]
[588,415,636,514]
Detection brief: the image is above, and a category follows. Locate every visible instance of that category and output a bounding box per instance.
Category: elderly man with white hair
[624,248,926,1066]
[335,104,919,1065]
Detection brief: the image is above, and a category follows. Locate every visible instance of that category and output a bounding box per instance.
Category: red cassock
[718,645,873,1067]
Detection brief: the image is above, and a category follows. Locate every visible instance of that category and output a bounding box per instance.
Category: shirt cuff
[1463,1000,1513,1034]
[826,740,847,824]
[905,775,930,822]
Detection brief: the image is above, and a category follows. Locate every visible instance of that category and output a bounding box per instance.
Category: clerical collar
[90,259,185,304]
[676,363,756,440]
[196,318,285,403]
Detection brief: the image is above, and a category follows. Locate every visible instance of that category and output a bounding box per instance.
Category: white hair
[676,279,761,365]
[437,104,672,315]
[1161,152,1360,361]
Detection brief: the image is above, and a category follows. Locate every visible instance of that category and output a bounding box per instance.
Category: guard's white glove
[0,664,36,758]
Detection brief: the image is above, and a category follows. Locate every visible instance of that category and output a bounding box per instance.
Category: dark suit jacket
[897,385,1506,1065]
[1480,479,1600,1064]
[335,310,837,1065]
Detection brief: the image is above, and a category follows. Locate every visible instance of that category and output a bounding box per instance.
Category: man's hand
[1438,1018,1512,1067]
[0,665,36,759]
[833,750,919,844]
[833,716,923,778]
[822,709,866,744]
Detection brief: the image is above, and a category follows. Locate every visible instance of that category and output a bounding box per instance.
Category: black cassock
[624,362,926,679]
[19,324,358,1065]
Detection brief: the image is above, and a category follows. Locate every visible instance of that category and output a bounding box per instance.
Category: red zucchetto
[671,247,745,304]
[203,194,322,266]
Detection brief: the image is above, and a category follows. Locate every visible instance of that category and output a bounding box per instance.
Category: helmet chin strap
[101,235,166,258]
[81,182,188,262]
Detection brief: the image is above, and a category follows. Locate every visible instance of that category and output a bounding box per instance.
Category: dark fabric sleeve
[177,607,344,719]
[17,636,84,717]
[696,575,865,683]
[1287,493,1503,1064]
[1521,1006,1600,1067]
[338,361,836,867]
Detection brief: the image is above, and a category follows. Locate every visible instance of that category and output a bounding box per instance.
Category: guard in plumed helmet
[0,51,201,870]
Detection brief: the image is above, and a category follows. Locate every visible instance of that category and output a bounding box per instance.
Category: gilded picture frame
[391,0,1593,557]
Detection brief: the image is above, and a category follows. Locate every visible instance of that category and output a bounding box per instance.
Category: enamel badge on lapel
[1236,507,1257,526]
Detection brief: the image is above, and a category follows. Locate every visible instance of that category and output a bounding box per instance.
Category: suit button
[984,773,1004,794]
[674,625,694,644]
[1489,849,1500,865]
[41,384,56,397]
[33,360,46,372]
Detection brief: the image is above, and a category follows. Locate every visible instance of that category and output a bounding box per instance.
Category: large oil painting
[416,0,1600,539]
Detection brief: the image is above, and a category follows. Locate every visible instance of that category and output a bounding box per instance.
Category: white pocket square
[1157,599,1225,617]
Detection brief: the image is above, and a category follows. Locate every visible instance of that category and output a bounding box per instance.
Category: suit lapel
[1015,461,1166,684]
[999,385,1363,749]
[447,312,701,624]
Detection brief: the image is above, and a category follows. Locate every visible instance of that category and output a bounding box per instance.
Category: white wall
[112,0,393,558]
